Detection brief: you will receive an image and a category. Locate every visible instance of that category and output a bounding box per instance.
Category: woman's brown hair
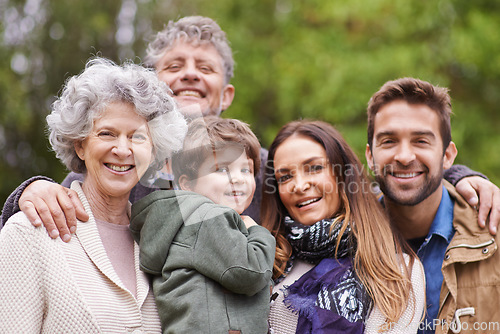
[260,119,416,324]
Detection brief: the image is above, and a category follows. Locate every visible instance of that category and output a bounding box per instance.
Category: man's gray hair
[144,16,234,84]
[47,57,187,174]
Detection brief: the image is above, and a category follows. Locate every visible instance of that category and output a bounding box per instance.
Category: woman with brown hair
[263,120,425,333]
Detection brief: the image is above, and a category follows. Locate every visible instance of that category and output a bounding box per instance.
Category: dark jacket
[130,190,275,334]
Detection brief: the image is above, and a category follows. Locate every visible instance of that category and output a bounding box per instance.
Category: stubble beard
[375,166,444,206]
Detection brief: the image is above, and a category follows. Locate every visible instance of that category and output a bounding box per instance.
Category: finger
[25,198,60,239]
[456,181,479,207]
[487,189,500,235]
[19,200,43,227]
[67,190,89,225]
[477,191,493,231]
[46,194,75,243]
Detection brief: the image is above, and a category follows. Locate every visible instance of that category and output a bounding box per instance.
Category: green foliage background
[1,0,499,206]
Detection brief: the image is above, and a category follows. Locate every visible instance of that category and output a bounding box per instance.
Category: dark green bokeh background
[1,0,499,206]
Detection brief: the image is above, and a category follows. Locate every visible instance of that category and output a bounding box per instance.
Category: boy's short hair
[171,116,261,185]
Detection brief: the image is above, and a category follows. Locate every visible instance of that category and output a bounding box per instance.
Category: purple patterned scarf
[282,217,372,333]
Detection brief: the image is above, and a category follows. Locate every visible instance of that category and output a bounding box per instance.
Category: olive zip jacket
[437,181,500,333]
[130,190,275,334]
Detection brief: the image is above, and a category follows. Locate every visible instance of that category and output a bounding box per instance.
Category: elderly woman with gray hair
[0,57,187,333]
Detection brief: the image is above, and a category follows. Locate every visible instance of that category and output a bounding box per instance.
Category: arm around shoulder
[0,176,55,228]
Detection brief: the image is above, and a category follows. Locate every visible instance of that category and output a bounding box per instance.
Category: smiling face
[155,40,235,118]
[75,101,153,200]
[274,135,341,226]
[366,100,457,206]
[180,146,256,214]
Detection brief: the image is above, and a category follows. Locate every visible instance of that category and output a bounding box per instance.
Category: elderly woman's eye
[97,130,114,138]
[131,133,148,143]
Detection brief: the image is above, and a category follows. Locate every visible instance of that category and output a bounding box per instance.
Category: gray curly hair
[144,16,234,84]
[47,57,187,174]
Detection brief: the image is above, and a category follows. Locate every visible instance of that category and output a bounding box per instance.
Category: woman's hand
[19,180,89,242]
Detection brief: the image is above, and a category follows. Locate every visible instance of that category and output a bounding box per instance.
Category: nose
[291,173,311,193]
[229,170,244,184]
[112,136,132,157]
[394,141,415,166]
[181,61,200,82]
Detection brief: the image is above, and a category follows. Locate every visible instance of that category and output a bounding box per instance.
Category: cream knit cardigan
[0,182,161,333]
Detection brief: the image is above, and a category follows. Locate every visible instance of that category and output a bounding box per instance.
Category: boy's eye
[242,167,252,174]
[216,166,229,173]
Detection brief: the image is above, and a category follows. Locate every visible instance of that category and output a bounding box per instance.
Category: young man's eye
[380,139,395,146]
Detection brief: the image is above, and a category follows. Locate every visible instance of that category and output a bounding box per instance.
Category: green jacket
[130,190,275,334]
[437,182,500,333]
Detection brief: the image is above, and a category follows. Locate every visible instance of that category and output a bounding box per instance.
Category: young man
[129,117,274,333]
[365,77,500,333]
[0,17,497,241]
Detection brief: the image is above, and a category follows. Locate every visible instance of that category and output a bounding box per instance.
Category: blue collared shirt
[415,185,455,334]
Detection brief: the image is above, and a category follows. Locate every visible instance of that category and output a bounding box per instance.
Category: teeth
[227,192,244,196]
[393,172,418,178]
[298,198,319,207]
[177,90,202,98]
[107,164,132,172]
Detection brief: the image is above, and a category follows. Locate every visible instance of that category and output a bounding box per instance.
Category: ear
[220,84,235,111]
[74,141,85,160]
[365,144,374,171]
[178,175,194,191]
[443,141,458,170]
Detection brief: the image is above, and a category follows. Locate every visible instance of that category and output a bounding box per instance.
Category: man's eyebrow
[411,130,436,138]
[375,130,436,140]
[375,131,396,140]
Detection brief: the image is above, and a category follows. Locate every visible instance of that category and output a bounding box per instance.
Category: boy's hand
[241,215,257,229]
[455,176,500,235]
[19,180,89,242]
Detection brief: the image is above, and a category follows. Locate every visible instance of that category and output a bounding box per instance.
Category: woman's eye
[310,164,324,172]
[276,174,291,184]
[97,131,114,139]
[131,133,148,143]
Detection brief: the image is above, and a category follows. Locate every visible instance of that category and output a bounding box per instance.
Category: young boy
[130,116,275,334]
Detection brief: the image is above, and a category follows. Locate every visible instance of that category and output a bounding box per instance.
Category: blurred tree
[1,0,499,206]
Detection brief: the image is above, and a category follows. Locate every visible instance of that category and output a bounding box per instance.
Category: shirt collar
[427,184,455,243]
